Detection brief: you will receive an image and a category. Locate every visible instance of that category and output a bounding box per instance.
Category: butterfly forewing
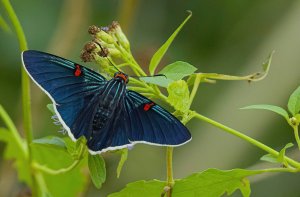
[22,50,107,141]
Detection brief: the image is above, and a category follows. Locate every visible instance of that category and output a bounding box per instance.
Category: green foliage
[108,180,165,197]
[159,61,197,81]
[140,75,173,87]
[32,136,67,151]
[261,143,294,166]
[141,61,197,87]
[33,144,89,197]
[149,11,192,75]
[0,127,31,186]
[288,86,300,116]
[241,104,289,120]
[88,154,106,189]
[117,148,128,178]
[109,169,263,197]
[173,169,262,197]
[242,86,300,150]
[167,80,190,113]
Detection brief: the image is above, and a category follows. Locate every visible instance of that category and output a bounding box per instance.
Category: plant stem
[2,0,37,195]
[166,147,174,197]
[2,0,33,148]
[188,74,201,108]
[192,112,300,169]
[0,105,27,155]
[293,125,300,150]
[33,159,81,175]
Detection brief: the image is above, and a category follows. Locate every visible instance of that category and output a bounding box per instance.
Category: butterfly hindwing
[22,50,107,140]
[123,91,191,146]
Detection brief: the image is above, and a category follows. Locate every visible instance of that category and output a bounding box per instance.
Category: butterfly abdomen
[92,79,126,131]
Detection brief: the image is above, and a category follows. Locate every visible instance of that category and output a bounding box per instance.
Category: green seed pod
[94,55,110,70]
[110,21,130,51]
[107,48,122,59]
[96,30,116,44]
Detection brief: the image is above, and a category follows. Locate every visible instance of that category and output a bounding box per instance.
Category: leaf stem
[33,159,81,175]
[192,112,300,169]
[293,125,300,150]
[0,105,27,155]
[166,147,174,197]
[188,74,201,107]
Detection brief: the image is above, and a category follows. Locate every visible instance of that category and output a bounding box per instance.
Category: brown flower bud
[88,25,101,35]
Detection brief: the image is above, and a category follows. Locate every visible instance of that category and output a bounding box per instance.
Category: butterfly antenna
[130,74,167,79]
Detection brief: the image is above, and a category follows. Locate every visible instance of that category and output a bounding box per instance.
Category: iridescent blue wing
[123,90,191,146]
[87,89,192,154]
[86,80,132,154]
[22,50,107,140]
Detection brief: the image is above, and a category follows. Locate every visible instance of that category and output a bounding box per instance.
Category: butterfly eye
[74,65,82,77]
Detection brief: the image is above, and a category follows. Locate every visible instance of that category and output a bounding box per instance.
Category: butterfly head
[114,72,129,83]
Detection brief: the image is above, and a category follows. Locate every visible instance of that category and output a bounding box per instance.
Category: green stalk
[293,125,300,150]
[0,105,27,156]
[2,0,32,146]
[188,74,201,107]
[166,147,174,197]
[33,159,81,175]
[192,112,300,168]
[2,0,37,195]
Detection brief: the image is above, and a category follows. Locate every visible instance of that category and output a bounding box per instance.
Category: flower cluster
[81,22,132,74]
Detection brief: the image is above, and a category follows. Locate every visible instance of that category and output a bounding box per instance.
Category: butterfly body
[22,50,191,154]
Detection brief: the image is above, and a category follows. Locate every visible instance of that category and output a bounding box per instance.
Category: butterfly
[22,50,191,154]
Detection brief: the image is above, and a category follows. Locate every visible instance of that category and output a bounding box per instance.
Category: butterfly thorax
[114,72,129,83]
[92,79,126,130]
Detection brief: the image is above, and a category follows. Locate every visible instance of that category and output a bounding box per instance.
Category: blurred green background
[1,0,300,196]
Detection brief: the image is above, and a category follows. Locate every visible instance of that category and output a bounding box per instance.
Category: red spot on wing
[143,102,155,111]
[74,64,82,77]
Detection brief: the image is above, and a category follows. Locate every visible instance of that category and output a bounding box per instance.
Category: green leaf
[32,136,67,152]
[108,180,165,197]
[295,114,300,122]
[260,154,278,163]
[241,104,289,120]
[173,168,261,197]
[47,104,55,114]
[0,127,31,186]
[64,136,87,160]
[149,11,192,75]
[88,154,106,189]
[278,143,293,163]
[245,50,273,82]
[117,149,128,178]
[288,86,300,116]
[110,169,262,197]
[140,75,173,87]
[141,61,197,87]
[159,61,197,81]
[32,142,88,197]
[260,143,293,165]
[167,80,190,113]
